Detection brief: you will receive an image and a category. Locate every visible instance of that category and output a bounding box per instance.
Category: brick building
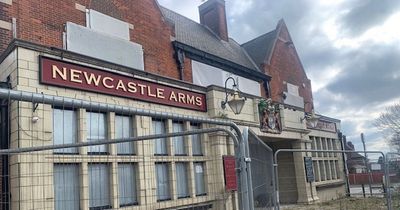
[0,0,344,209]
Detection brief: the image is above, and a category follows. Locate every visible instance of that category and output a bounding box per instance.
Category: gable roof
[241,30,277,69]
[160,6,260,73]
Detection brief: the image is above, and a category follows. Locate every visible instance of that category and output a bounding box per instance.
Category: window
[53,109,78,154]
[87,112,107,154]
[118,164,137,206]
[155,163,170,201]
[191,124,202,156]
[173,122,186,155]
[54,164,80,210]
[175,163,189,198]
[153,120,167,155]
[116,115,134,155]
[310,136,341,183]
[89,164,111,209]
[194,162,206,196]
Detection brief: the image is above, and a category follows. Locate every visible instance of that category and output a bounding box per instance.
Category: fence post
[362,184,365,197]
[384,154,392,210]
[239,131,250,210]
[242,127,255,210]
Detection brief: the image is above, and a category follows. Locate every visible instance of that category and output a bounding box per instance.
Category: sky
[158,0,400,158]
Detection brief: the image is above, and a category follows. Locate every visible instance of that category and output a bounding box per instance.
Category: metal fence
[386,153,400,210]
[245,128,275,210]
[0,88,258,210]
[5,89,400,210]
[273,149,392,210]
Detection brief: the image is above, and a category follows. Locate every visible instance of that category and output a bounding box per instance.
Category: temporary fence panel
[0,89,256,210]
[273,149,391,210]
[244,128,275,210]
[386,153,400,210]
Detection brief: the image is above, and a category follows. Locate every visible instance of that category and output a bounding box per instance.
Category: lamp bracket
[32,102,39,112]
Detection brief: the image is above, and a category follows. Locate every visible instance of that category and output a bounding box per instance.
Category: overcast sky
[158,0,400,158]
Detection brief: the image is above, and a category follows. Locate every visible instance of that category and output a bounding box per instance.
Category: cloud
[326,44,400,107]
[157,0,202,21]
[338,0,400,37]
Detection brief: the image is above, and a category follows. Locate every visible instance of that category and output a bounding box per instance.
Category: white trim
[0,0,12,5]
[0,20,12,30]
[75,3,86,12]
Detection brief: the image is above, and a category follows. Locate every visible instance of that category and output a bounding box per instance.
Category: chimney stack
[199,0,229,41]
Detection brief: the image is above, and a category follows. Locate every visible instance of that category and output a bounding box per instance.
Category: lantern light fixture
[221,77,246,115]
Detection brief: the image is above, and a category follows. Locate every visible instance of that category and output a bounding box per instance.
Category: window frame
[155,162,171,201]
[175,162,190,199]
[310,136,341,184]
[88,163,112,210]
[194,162,207,196]
[53,108,78,154]
[191,123,203,156]
[86,112,108,155]
[115,115,135,155]
[118,163,138,207]
[53,163,80,210]
[173,121,187,156]
[153,119,168,156]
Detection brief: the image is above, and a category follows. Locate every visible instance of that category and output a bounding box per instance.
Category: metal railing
[0,88,256,210]
[274,149,390,210]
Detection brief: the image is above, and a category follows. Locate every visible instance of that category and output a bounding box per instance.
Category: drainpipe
[175,48,185,80]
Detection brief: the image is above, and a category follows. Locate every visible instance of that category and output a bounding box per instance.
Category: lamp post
[221,77,246,115]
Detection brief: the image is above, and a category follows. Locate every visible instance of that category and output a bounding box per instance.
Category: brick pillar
[292,140,318,203]
[208,128,237,210]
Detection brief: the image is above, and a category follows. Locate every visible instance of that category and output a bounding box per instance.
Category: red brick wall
[0,0,182,81]
[0,2,12,52]
[264,22,314,113]
[182,57,193,83]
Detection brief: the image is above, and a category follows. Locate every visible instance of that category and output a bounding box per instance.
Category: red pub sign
[39,56,207,111]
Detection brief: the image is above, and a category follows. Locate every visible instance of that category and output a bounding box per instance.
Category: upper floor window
[87,112,107,154]
[53,109,78,154]
[153,120,167,155]
[191,124,203,156]
[116,115,134,155]
[173,122,186,155]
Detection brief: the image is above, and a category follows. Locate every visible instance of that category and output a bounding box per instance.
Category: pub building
[0,0,345,209]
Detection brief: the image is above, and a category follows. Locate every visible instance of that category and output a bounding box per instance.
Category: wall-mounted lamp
[221,77,246,115]
[301,109,320,128]
[32,116,39,123]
